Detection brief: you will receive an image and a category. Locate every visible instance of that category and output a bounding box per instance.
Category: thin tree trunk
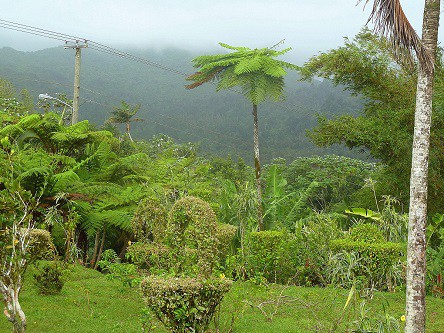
[64,232,72,262]
[126,122,133,142]
[90,230,101,267]
[3,283,26,333]
[77,229,88,265]
[252,104,263,230]
[405,1,440,332]
[94,226,107,270]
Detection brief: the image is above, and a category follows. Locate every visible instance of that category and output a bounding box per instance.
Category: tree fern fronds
[0,124,24,139]
[50,170,81,193]
[74,182,124,198]
[185,67,224,89]
[218,43,251,52]
[81,212,105,236]
[16,166,51,195]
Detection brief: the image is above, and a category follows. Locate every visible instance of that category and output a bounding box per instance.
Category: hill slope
[0,46,363,162]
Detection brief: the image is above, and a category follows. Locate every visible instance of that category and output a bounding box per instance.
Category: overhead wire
[0,18,305,114]
[0,18,318,151]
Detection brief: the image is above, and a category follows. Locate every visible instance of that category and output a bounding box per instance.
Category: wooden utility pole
[65,40,87,124]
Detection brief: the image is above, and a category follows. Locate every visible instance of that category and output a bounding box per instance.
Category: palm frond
[362,0,433,69]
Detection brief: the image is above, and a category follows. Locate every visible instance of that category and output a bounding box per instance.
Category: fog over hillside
[0,45,365,162]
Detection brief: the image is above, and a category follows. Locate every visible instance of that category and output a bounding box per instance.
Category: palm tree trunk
[252,104,263,230]
[405,1,440,332]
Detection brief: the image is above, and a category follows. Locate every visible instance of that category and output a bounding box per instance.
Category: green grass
[1,265,444,332]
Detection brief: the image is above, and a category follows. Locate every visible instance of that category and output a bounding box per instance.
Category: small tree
[107,100,144,142]
[0,138,52,333]
[186,43,298,230]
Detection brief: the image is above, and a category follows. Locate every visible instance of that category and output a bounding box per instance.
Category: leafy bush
[97,249,120,271]
[98,249,141,287]
[215,223,237,261]
[298,213,344,286]
[348,223,385,243]
[131,198,167,243]
[0,228,56,267]
[141,275,232,333]
[33,261,67,295]
[167,196,218,277]
[244,230,302,284]
[126,241,171,272]
[330,239,405,290]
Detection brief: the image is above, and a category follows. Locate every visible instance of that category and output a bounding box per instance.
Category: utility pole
[65,40,87,124]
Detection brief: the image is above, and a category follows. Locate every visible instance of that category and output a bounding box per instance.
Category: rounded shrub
[215,223,237,261]
[131,198,167,243]
[245,230,302,284]
[126,241,171,272]
[141,275,232,333]
[33,260,67,295]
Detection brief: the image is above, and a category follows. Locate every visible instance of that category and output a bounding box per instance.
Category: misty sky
[0,0,437,64]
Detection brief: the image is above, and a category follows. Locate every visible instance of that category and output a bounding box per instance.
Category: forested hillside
[0,46,363,162]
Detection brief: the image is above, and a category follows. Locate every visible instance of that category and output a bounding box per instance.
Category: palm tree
[361,0,440,331]
[186,43,298,230]
[107,100,144,142]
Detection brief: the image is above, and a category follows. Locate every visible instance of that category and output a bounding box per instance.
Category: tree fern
[186,42,298,230]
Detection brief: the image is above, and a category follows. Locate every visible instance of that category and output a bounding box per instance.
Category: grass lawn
[1,265,444,332]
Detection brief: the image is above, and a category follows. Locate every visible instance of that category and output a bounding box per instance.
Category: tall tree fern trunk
[126,122,134,142]
[406,1,440,332]
[90,230,100,267]
[252,104,263,230]
[94,226,107,270]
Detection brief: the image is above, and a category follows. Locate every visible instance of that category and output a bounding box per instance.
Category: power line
[0,18,305,115]
[0,18,318,151]
[0,19,83,42]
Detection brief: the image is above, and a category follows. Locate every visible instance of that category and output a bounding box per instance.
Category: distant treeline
[0,46,364,162]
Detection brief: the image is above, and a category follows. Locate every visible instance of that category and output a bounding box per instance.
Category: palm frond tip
[362,0,434,70]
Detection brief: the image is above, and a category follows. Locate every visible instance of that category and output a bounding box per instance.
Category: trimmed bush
[131,198,167,243]
[29,228,56,260]
[126,242,172,272]
[141,275,232,333]
[0,228,55,263]
[167,196,218,276]
[215,223,237,261]
[33,261,67,295]
[244,230,302,284]
[348,223,385,243]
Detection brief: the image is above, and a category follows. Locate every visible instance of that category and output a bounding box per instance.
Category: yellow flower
[400,315,406,322]
[128,241,132,246]
[219,273,225,279]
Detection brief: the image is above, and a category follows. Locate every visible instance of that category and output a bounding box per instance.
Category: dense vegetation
[2,29,444,332]
[0,45,363,162]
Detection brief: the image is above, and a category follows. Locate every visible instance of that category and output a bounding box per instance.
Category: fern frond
[219,43,251,52]
[50,170,81,193]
